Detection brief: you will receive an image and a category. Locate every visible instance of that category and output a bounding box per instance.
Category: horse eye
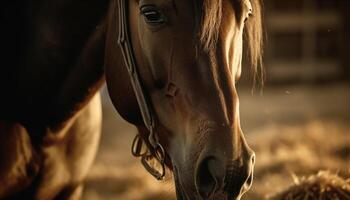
[140,5,167,25]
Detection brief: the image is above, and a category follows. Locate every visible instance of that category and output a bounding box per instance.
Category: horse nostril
[195,157,224,199]
[224,152,255,198]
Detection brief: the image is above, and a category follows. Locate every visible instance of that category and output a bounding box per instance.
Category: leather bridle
[116,0,166,180]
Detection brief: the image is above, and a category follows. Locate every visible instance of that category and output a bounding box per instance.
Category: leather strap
[116,0,166,180]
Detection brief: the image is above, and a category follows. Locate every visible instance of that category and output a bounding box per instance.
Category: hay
[269,171,350,200]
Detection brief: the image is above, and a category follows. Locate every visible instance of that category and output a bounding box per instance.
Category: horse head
[105,0,263,199]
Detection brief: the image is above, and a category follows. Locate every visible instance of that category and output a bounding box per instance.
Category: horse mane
[198,0,264,85]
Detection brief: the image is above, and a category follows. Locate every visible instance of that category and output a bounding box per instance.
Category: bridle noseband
[117,0,166,180]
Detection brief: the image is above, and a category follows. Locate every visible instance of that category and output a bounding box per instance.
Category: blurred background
[83,0,350,199]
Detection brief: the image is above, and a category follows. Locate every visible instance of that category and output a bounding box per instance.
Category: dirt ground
[82,83,350,200]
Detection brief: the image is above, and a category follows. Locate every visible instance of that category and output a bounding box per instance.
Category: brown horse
[0,0,263,199]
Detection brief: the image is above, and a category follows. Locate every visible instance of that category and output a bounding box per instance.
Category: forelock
[196,0,264,85]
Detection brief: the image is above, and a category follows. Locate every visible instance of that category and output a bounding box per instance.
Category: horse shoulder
[34,92,102,200]
[0,92,102,200]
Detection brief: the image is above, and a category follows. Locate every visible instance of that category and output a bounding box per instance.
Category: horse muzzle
[194,150,255,200]
[172,147,255,200]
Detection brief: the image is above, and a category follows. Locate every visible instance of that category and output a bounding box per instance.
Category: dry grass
[269,171,350,200]
[243,121,350,200]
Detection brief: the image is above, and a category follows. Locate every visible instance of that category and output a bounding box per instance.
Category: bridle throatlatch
[116,0,166,180]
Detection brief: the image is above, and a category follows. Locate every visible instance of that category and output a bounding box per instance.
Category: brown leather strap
[117,0,154,142]
[116,0,166,180]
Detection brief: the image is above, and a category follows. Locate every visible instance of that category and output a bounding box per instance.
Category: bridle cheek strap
[116,0,166,180]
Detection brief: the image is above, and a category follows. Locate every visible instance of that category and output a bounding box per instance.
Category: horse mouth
[173,165,238,200]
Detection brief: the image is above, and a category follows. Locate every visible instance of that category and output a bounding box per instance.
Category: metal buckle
[141,156,165,180]
[154,142,166,164]
[141,148,166,180]
[131,134,147,157]
[132,134,166,180]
